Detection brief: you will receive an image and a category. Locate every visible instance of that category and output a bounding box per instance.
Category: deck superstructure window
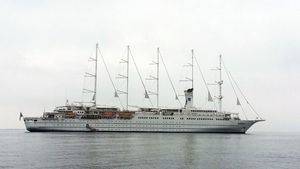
[163,117,174,120]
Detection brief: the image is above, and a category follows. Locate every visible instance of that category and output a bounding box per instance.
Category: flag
[144,91,149,98]
[208,91,213,102]
[237,98,241,105]
[19,112,23,121]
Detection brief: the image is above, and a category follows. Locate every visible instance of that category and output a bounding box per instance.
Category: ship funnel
[184,88,193,108]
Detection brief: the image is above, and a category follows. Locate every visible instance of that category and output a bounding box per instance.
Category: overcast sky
[1,0,299,131]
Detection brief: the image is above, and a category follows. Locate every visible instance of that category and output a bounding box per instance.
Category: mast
[146,48,160,108]
[218,54,223,112]
[191,49,194,89]
[126,45,129,110]
[180,49,194,88]
[180,49,194,108]
[94,43,98,106]
[116,46,130,110]
[83,43,99,105]
[156,48,159,108]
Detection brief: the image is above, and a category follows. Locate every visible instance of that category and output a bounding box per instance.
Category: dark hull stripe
[27,128,246,134]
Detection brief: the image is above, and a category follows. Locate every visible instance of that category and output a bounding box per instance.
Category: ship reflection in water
[1,130,300,169]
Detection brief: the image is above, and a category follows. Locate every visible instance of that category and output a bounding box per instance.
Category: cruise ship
[21,44,264,133]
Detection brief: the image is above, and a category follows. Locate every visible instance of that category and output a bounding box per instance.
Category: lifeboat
[118,111,135,119]
[65,111,76,118]
[101,112,116,119]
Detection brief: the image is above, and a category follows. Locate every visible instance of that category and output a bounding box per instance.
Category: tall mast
[191,49,194,89]
[83,43,98,105]
[156,48,160,108]
[218,54,223,112]
[116,46,130,110]
[126,45,129,110]
[180,49,194,88]
[94,43,98,106]
[146,48,160,108]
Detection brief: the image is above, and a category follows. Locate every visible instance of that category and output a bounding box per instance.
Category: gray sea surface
[0,129,299,169]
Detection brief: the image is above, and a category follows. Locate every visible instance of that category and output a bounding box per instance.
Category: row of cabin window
[187,118,214,120]
[138,117,159,119]
[216,118,229,121]
[189,113,214,117]
[191,110,217,113]
[163,117,175,120]
[50,123,82,126]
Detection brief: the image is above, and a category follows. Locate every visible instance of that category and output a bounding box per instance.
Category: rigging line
[239,101,247,120]
[221,60,248,120]
[81,74,87,103]
[194,56,218,110]
[128,47,154,107]
[229,70,262,119]
[226,70,248,120]
[159,50,183,107]
[221,59,262,119]
[97,48,125,110]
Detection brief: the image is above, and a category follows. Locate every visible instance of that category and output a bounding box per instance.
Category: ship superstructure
[22,44,264,133]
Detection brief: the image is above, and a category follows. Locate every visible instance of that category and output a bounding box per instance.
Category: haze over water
[1,130,299,169]
[1,0,300,168]
[1,0,300,132]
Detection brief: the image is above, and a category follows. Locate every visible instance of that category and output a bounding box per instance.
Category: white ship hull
[24,117,261,133]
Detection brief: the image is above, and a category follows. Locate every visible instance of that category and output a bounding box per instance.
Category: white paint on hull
[24,118,259,133]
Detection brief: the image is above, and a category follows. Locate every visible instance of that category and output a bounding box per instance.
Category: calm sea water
[0,130,299,169]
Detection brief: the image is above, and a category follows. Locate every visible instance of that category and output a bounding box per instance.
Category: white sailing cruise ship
[22,44,264,133]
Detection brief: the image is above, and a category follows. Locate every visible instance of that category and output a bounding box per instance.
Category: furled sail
[237,97,241,105]
[144,91,149,98]
[208,91,213,102]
